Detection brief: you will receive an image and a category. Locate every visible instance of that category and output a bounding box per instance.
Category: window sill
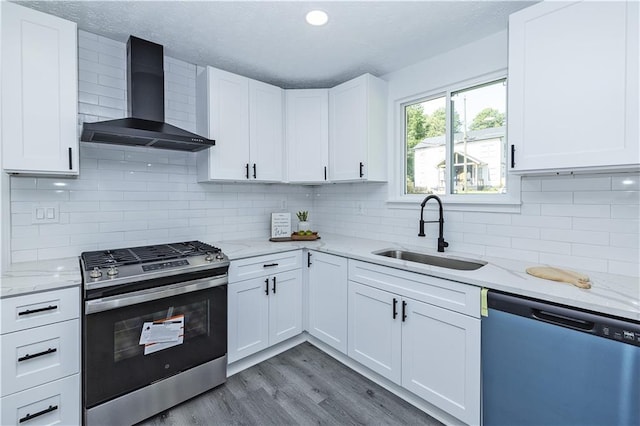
[386,196,521,213]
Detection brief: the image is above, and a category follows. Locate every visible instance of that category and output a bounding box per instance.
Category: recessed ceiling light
[306,10,328,26]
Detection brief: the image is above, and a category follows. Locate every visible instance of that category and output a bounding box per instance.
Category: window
[405,79,507,197]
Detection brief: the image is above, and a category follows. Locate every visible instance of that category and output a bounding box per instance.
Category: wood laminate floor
[138,342,443,426]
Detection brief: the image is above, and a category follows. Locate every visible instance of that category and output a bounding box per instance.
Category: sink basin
[372,249,486,271]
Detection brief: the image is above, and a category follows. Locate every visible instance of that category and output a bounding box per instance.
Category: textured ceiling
[14,1,535,89]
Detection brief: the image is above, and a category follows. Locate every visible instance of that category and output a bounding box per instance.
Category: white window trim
[387,69,521,213]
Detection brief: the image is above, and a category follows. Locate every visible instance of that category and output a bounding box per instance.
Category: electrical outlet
[32,204,59,224]
[356,202,365,215]
[281,199,287,209]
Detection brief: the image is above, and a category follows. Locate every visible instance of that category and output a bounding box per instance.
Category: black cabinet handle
[402,301,407,322]
[359,162,364,178]
[272,276,277,294]
[245,163,250,179]
[263,263,279,268]
[253,163,257,179]
[324,166,327,181]
[19,405,58,423]
[307,252,312,268]
[18,305,57,316]
[18,347,57,362]
[510,145,515,168]
[68,147,73,170]
[264,278,269,295]
[392,298,398,319]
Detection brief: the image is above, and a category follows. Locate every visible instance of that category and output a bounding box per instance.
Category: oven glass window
[113,300,209,362]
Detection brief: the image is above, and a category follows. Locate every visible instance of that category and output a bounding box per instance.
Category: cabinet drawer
[348,260,480,317]
[1,319,80,397]
[229,251,302,282]
[0,373,80,426]
[1,287,79,334]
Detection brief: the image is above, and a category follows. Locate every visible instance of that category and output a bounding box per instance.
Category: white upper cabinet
[1,2,78,176]
[196,66,284,182]
[508,1,639,174]
[329,74,387,182]
[285,90,329,183]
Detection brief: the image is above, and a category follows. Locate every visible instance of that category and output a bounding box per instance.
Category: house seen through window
[405,79,507,196]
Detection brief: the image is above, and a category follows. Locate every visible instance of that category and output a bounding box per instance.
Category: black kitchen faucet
[418,195,449,252]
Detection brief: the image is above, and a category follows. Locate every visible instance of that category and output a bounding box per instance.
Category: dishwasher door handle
[532,308,595,331]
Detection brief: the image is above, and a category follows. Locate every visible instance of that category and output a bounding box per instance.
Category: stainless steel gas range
[80,241,229,426]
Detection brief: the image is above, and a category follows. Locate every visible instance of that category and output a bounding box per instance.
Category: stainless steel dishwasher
[482,290,640,426]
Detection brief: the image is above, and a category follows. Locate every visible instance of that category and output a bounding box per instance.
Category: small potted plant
[296,211,310,232]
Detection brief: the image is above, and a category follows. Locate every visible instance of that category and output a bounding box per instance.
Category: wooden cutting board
[526,266,591,289]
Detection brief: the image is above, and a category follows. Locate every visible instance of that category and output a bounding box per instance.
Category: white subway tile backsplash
[541,204,611,218]
[571,243,639,263]
[609,232,640,249]
[512,238,571,255]
[540,175,611,192]
[612,174,640,191]
[572,217,639,234]
[538,252,608,273]
[540,228,609,245]
[610,204,640,219]
[607,260,640,278]
[573,191,640,205]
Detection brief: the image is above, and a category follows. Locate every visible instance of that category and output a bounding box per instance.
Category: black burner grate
[81,241,220,270]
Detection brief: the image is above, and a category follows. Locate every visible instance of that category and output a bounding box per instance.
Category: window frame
[388,70,521,213]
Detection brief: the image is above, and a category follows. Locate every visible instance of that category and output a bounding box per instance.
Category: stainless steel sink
[372,249,486,271]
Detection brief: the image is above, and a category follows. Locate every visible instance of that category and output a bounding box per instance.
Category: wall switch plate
[32,204,59,224]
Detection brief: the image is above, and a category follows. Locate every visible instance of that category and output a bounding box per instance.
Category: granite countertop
[0,256,82,299]
[218,233,640,322]
[1,234,638,322]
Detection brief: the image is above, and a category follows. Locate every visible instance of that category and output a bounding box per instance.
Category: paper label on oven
[139,315,184,355]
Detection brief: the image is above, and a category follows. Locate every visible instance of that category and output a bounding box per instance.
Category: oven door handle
[85,275,227,314]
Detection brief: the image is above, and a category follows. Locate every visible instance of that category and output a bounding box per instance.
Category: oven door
[83,277,227,409]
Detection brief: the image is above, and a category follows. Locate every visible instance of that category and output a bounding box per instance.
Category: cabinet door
[1,319,79,397]
[509,1,639,173]
[227,277,269,363]
[1,2,78,175]
[268,269,302,345]
[329,77,367,181]
[401,299,480,426]
[286,90,329,183]
[307,251,348,353]
[201,67,250,181]
[347,281,401,384]
[0,374,80,426]
[249,80,284,182]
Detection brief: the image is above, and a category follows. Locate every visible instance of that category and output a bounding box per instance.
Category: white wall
[8,31,312,262]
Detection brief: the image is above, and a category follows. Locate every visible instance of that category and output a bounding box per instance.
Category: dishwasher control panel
[599,324,640,346]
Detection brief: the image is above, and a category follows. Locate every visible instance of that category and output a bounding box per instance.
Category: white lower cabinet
[228,252,303,363]
[348,260,481,425]
[307,251,348,353]
[0,374,80,426]
[401,299,480,425]
[348,281,402,382]
[0,287,80,425]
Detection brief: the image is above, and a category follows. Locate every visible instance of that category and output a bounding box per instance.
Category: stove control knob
[89,267,102,279]
[205,252,214,262]
[107,266,119,276]
[215,253,225,260]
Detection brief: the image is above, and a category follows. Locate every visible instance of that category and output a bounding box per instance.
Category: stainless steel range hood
[81,36,214,152]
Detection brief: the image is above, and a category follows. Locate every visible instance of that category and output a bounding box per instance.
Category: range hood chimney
[81,36,214,152]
